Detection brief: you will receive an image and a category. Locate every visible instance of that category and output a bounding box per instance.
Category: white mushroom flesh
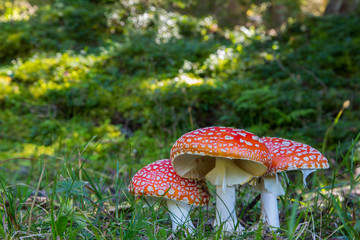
[205,157,253,192]
[301,169,316,187]
[205,157,252,232]
[165,199,195,234]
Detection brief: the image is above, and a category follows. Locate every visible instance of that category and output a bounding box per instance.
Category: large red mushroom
[171,126,270,232]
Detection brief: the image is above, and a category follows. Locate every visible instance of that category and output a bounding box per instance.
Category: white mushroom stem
[259,175,285,229]
[165,199,195,234]
[259,171,316,229]
[214,185,244,232]
[206,157,253,232]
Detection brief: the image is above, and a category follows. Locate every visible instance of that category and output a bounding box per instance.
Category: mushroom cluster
[128,126,329,234]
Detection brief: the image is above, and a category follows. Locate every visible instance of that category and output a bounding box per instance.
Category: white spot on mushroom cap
[252,135,260,141]
[237,132,247,137]
[282,141,291,146]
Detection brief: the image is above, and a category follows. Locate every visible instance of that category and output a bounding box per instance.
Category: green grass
[1,0,360,238]
[0,132,359,239]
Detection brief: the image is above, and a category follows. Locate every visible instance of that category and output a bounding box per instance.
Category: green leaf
[56,215,68,237]
[52,179,87,196]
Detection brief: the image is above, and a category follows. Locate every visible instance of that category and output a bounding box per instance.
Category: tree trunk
[269,3,288,28]
[324,0,360,15]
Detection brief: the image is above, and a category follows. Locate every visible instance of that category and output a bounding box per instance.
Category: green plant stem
[27,163,46,235]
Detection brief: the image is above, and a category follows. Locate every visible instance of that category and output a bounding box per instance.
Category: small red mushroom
[128,159,210,233]
[171,126,270,232]
[258,137,329,229]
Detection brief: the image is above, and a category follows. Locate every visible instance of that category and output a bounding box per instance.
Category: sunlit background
[0,0,359,178]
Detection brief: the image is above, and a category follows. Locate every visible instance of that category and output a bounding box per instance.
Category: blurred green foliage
[0,0,359,176]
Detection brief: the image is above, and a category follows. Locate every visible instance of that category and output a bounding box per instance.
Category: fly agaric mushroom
[170,126,271,232]
[128,159,210,233]
[258,137,330,229]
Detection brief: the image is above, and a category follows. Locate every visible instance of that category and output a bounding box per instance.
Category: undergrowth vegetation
[0,0,359,238]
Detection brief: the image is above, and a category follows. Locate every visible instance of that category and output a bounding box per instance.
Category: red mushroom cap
[261,137,330,175]
[171,126,271,179]
[128,159,210,206]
